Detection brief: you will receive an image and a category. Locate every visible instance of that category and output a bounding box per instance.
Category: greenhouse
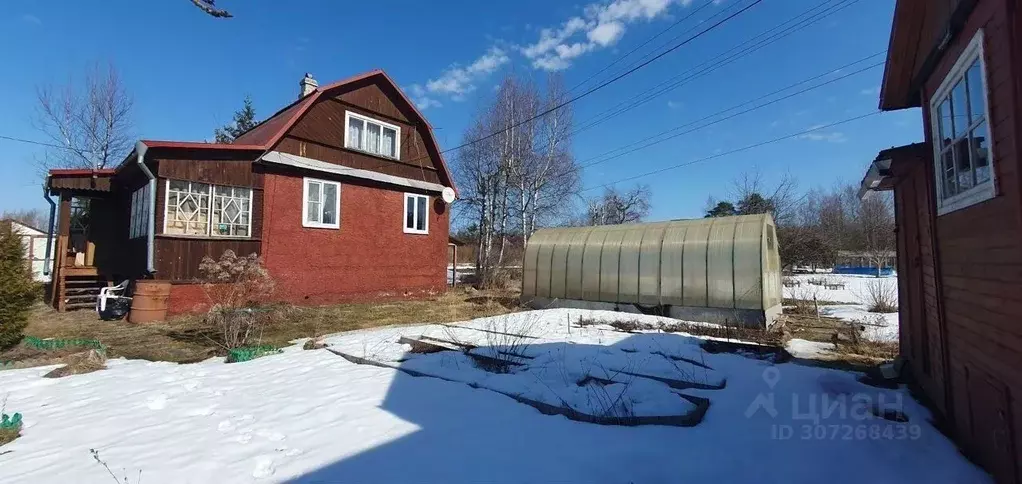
[521,214,783,328]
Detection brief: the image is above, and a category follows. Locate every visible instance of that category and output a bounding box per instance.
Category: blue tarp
[833,266,895,276]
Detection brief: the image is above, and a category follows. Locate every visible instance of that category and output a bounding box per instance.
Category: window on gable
[303,177,340,229]
[345,111,400,159]
[930,30,995,215]
[404,193,429,234]
[164,180,251,237]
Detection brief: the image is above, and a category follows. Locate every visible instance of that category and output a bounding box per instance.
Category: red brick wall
[258,170,448,305]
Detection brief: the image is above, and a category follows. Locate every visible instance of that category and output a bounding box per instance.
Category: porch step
[59,276,107,312]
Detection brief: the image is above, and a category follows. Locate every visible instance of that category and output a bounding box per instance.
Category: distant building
[3,219,54,282]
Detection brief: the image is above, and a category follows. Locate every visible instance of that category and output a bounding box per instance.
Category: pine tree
[0,223,38,350]
[214,96,258,143]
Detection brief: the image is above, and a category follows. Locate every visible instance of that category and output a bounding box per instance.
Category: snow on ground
[0,308,987,483]
[784,273,900,341]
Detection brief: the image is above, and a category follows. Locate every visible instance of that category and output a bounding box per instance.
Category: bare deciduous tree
[1,209,48,230]
[34,64,134,170]
[586,185,651,226]
[454,73,580,287]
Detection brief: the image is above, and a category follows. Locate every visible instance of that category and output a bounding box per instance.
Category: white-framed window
[164,180,252,237]
[345,111,400,159]
[129,184,150,239]
[303,177,340,229]
[930,30,995,215]
[403,193,429,234]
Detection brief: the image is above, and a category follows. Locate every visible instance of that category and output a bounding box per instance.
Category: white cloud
[667,100,683,109]
[860,86,881,96]
[408,84,443,110]
[523,0,694,71]
[21,14,41,26]
[424,47,510,97]
[797,130,847,143]
[588,22,625,46]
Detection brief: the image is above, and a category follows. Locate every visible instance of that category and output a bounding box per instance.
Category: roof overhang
[880,0,978,110]
[259,151,447,193]
[46,168,116,193]
[858,142,929,199]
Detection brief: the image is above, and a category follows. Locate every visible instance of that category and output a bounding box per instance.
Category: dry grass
[8,288,520,364]
[43,349,107,378]
[0,426,18,447]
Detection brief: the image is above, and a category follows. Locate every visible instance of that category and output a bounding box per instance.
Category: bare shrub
[835,314,898,360]
[479,313,539,372]
[858,278,898,313]
[787,283,822,315]
[91,449,142,484]
[198,250,276,350]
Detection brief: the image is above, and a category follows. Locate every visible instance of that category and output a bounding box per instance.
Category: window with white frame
[303,178,340,229]
[403,193,429,234]
[345,111,400,159]
[164,180,252,237]
[930,30,995,214]
[129,184,150,239]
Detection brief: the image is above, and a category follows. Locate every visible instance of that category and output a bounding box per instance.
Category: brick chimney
[300,73,318,98]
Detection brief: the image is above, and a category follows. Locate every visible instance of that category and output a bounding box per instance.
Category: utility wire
[576,59,885,170]
[572,0,861,137]
[0,135,84,152]
[580,111,882,192]
[519,53,884,190]
[567,0,720,94]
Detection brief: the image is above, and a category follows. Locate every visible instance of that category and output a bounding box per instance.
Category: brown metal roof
[124,69,457,195]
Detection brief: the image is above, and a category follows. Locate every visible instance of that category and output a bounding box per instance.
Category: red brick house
[858,0,1021,481]
[43,70,457,314]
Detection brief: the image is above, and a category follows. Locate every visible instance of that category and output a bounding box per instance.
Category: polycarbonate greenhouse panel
[733,218,764,309]
[707,219,736,309]
[638,224,666,305]
[599,228,627,302]
[659,224,687,305]
[564,227,594,300]
[581,228,609,301]
[617,227,645,304]
[681,219,711,308]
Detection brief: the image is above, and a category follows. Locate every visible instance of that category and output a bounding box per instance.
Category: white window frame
[302,177,341,229]
[344,111,401,160]
[162,179,252,238]
[929,29,997,215]
[403,193,429,235]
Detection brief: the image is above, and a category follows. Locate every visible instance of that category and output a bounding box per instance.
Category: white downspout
[135,140,156,274]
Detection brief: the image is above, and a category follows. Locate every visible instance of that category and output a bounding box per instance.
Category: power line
[575,58,885,170]
[567,0,720,94]
[378,0,764,173]
[518,52,884,191]
[580,111,882,192]
[571,0,861,137]
[0,135,83,152]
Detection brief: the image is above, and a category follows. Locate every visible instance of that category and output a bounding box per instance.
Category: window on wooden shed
[345,111,400,159]
[129,184,150,239]
[164,180,251,237]
[930,30,995,215]
[404,193,428,234]
[212,186,252,237]
[303,177,340,229]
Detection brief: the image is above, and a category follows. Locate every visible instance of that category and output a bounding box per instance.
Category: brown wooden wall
[276,78,443,184]
[150,151,264,282]
[913,0,1022,481]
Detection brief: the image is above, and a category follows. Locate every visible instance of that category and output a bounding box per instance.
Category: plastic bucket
[129,280,172,323]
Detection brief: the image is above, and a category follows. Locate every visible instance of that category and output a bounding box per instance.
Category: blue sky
[0,0,920,222]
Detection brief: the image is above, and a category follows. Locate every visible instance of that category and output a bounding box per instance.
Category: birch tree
[453,73,580,287]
